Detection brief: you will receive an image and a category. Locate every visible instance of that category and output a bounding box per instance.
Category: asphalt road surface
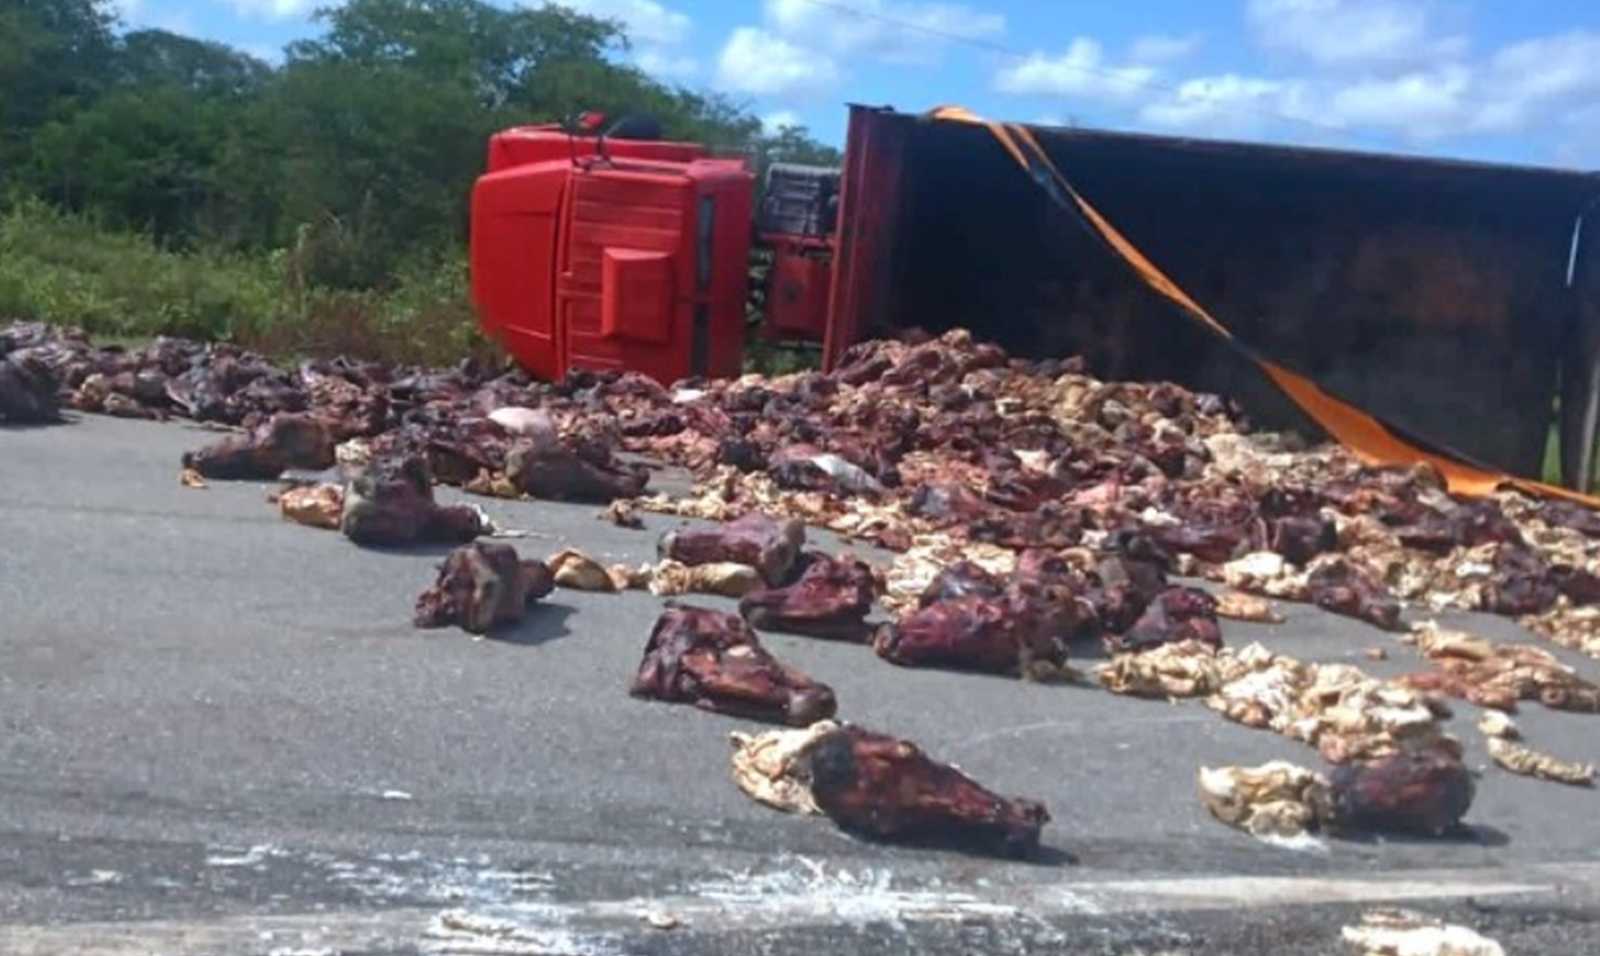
[4,413,1600,955]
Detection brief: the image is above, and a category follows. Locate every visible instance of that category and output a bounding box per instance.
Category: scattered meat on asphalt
[413,540,556,635]
[630,604,838,727]
[728,721,1052,860]
[13,317,1600,855]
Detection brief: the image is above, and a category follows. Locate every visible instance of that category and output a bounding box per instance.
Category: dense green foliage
[0,0,841,363]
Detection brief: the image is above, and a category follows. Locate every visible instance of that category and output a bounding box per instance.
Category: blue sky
[116,0,1600,169]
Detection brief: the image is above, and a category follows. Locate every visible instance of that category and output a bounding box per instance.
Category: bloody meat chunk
[799,724,1051,860]
[1149,522,1248,565]
[1306,558,1403,631]
[340,453,487,548]
[631,604,837,727]
[918,561,1007,606]
[1087,546,1171,635]
[504,428,649,504]
[738,553,879,643]
[873,590,1065,678]
[1313,749,1476,837]
[1480,546,1562,617]
[1106,586,1223,654]
[659,512,807,587]
[1009,555,1103,645]
[413,541,556,634]
[1542,500,1600,538]
[0,350,63,424]
[1269,515,1339,566]
[181,411,336,480]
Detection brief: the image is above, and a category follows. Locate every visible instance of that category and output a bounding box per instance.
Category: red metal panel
[557,168,687,384]
[763,243,832,340]
[487,126,708,174]
[601,247,675,343]
[698,171,758,381]
[558,160,755,385]
[822,105,908,371]
[468,161,569,382]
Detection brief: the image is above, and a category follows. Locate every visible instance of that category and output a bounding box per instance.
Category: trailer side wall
[833,108,1599,478]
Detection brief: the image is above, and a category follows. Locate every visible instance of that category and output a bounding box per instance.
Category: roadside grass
[0,199,504,368]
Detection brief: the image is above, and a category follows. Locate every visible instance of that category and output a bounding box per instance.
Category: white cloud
[1138,74,1319,139]
[635,49,698,79]
[1127,33,1204,64]
[993,38,1159,102]
[226,0,319,21]
[764,0,1004,66]
[713,0,1003,100]
[1245,0,1469,72]
[1323,66,1471,137]
[560,0,699,79]
[715,26,841,98]
[562,0,689,46]
[987,2,1600,167]
[1481,32,1600,127]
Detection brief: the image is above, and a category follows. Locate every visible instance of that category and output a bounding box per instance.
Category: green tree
[114,28,275,99]
[4,0,845,303]
[0,0,120,191]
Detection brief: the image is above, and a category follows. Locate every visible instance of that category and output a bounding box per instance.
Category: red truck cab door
[558,159,754,384]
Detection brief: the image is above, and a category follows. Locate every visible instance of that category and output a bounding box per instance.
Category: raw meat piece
[1269,514,1339,566]
[918,560,1007,606]
[505,440,649,503]
[873,590,1067,680]
[1107,586,1223,654]
[181,412,336,480]
[613,560,764,598]
[1307,558,1404,631]
[1479,545,1561,617]
[1196,761,1324,840]
[728,721,841,815]
[799,723,1052,860]
[739,553,879,642]
[1478,711,1596,786]
[1314,749,1475,837]
[340,453,488,548]
[658,512,807,587]
[1150,521,1247,565]
[503,412,649,503]
[276,482,344,530]
[1214,591,1284,623]
[0,350,62,423]
[546,548,622,591]
[1341,908,1505,956]
[413,541,556,634]
[630,604,837,727]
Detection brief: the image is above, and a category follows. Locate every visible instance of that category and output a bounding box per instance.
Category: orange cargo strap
[928,105,1600,511]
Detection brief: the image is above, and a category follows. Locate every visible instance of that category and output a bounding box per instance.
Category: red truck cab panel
[560,160,754,384]
[470,126,751,384]
[470,162,568,381]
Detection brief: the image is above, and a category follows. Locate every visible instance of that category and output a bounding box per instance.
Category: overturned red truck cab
[470,104,1600,499]
[469,119,754,384]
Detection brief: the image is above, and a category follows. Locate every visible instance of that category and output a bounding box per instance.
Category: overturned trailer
[469,103,1600,497]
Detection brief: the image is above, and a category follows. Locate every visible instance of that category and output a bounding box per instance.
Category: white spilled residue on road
[684,854,1045,926]
[205,843,289,868]
[420,909,624,956]
[7,844,1573,955]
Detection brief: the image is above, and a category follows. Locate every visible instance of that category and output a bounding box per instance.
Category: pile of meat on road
[9,318,1600,860]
